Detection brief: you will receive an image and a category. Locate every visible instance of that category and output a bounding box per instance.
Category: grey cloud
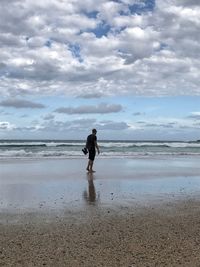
[0,121,15,130]
[77,92,103,99]
[20,114,29,118]
[136,121,146,124]
[187,114,200,120]
[175,0,200,6]
[42,118,129,132]
[145,123,158,127]
[159,124,174,128]
[0,122,10,129]
[14,125,45,132]
[143,122,176,129]
[41,118,97,132]
[55,103,123,114]
[43,114,55,120]
[193,122,200,126]
[133,112,145,116]
[0,99,45,109]
[179,125,194,129]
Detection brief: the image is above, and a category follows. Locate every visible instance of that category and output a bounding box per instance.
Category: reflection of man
[83,172,98,204]
[87,173,96,203]
[86,129,100,173]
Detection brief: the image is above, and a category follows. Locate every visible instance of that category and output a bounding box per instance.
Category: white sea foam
[99,141,200,148]
[0,141,85,147]
[0,150,200,159]
[0,140,200,159]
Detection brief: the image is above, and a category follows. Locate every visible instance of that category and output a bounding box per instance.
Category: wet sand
[1,157,200,266]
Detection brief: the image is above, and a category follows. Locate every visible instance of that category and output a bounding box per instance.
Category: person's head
[92,128,97,135]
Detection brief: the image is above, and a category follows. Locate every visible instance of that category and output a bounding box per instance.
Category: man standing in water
[86,129,100,172]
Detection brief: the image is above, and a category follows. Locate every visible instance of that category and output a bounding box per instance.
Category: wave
[0,149,82,158]
[1,141,200,149]
[1,140,200,159]
[0,144,47,148]
[1,149,200,159]
[0,142,85,148]
[98,142,200,149]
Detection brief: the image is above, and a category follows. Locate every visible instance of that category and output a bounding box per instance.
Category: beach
[1,157,200,266]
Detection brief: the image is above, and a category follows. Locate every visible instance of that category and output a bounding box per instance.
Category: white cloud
[97,121,130,130]
[0,0,199,97]
[0,121,15,130]
[187,112,200,119]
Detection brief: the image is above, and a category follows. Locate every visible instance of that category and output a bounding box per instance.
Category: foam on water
[0,140,200,159]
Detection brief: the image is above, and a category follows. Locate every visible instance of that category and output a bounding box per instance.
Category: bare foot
[86,168,90,171]
[89,170,96,173]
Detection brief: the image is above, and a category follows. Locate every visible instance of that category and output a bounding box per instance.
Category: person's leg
[90,160,95,172]
[87,160,95,172]
[86,159,92,171]
[86,160,90,171]
[87,149,96,172]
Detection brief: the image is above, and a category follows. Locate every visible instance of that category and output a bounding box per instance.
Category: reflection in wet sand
[83,173,100,205]
[2,158,200,213]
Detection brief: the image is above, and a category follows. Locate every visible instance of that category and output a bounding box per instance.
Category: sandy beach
[1,157,200,266]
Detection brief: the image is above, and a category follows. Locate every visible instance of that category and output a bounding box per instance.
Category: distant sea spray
[0,140,200,159]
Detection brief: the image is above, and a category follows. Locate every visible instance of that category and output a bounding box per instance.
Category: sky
[0,0,200,141]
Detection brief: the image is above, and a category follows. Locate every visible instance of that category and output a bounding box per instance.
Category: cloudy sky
[0,0,200,140]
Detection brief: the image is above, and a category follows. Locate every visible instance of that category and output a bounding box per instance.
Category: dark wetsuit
[86,134,97,161]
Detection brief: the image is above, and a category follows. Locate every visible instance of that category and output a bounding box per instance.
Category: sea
[0,140,200,159]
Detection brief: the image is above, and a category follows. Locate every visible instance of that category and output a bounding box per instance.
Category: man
[86,129,100,172]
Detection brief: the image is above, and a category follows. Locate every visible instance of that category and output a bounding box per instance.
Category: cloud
[133,116,200,131]
[133,112,145,116]
[97,121,130,130]
[0,121,15,130]
[40,118,97,132]
[0,99,45,109]
[0,0,199,97]
[77,92,104,99]
[178,0,199,6]
[13,117,129,133]
[43,114,55,120]
[187,112,200,119]
[55,103,123,114]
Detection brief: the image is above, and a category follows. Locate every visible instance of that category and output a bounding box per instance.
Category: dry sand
[1,199,200,267]
[1,158,200,266]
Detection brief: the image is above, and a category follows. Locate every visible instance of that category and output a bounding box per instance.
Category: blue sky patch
[90,22,111,38]
[68,43,83,62]
[44,40,52,48]
[85,11,98,19]
[129,0,155,15]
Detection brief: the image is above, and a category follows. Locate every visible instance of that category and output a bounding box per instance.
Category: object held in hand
[82,147,88,155]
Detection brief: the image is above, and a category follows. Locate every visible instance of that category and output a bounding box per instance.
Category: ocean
[0,140,200,159]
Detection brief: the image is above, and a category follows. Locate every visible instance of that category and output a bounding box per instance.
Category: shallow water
[0,157,200,213]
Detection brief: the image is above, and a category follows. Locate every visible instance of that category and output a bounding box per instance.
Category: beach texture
[1,199,200,267]
[1,158,200,266]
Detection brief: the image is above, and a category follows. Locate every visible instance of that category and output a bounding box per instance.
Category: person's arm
[95,141,100,154]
